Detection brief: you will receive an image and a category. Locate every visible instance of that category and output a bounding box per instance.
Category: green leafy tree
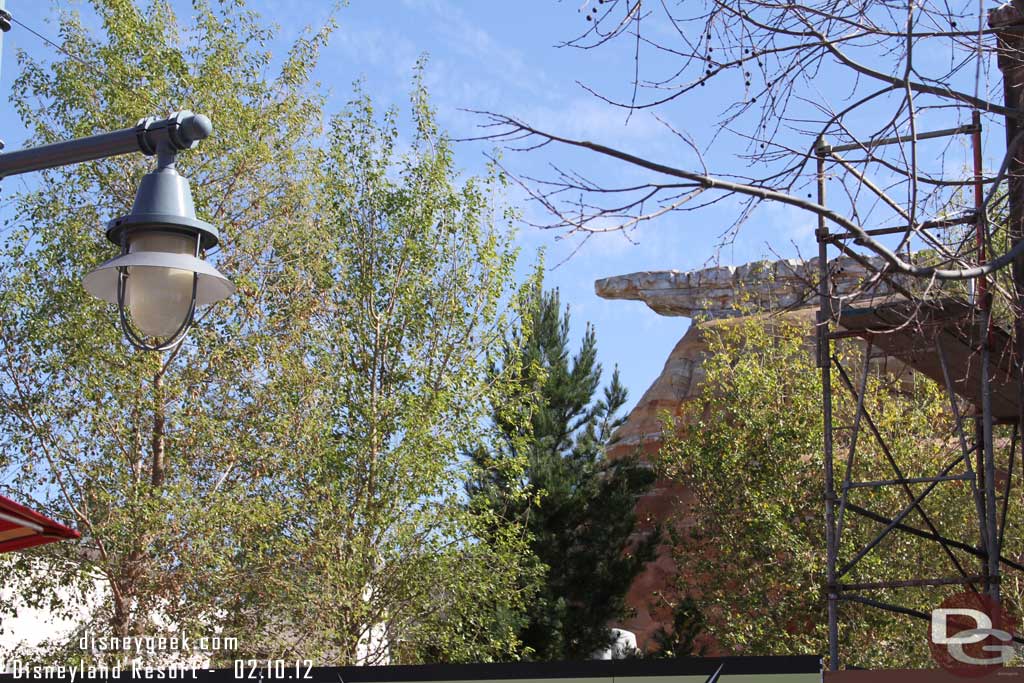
[657,313,1019,669]
[0,1,533,665]
[469,284,658,661]
[0,0,330,660]
[249,75,536,664]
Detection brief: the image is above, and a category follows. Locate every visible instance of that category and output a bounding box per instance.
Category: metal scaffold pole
[816,135,839,672]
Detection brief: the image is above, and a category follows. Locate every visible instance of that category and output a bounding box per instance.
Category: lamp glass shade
[124,232,196,338]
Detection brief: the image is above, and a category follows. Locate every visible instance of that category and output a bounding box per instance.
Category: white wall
[0,569,109,666]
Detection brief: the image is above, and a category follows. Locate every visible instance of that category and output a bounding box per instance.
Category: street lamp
[0,111,234,351]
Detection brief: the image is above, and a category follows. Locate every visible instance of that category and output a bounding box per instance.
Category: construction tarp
[0,494,79,553]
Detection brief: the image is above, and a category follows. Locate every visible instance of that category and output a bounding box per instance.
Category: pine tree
[469,284,658,661]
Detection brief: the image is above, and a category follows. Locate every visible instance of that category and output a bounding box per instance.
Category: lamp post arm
[0,111,212,180]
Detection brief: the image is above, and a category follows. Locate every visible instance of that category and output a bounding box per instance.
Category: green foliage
[647,597,706,659]
[0,0,330,660]
[249,72,536,664]
[658,313,1003,669]
[468,283,658,661]
[0,1,532,665]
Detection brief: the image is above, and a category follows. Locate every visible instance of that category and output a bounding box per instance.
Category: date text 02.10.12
[233,660,313,679]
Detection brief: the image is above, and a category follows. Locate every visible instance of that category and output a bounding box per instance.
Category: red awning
[0,494,80,553]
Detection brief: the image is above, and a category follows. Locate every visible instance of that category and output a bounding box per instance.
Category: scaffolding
[815,113,1024,670]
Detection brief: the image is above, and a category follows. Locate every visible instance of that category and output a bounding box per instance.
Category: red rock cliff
[595,256,908,651]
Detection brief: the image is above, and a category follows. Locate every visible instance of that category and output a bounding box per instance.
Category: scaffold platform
[835,298,1019,421]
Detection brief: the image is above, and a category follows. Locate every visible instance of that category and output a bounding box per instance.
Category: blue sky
[0,0,995,413]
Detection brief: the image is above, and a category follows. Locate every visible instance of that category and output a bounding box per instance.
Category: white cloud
[330,24,421,84]
[399,0,557,97]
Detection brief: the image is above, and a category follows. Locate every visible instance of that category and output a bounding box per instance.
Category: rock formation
[596,255,907,651]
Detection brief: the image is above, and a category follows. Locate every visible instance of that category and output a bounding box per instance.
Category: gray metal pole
[816,136,840,671]
[0,111,212,179]
[0,127,142,178]
[980,308,1001,602]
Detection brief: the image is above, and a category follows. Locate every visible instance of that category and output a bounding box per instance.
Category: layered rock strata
[594,255,912,320]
